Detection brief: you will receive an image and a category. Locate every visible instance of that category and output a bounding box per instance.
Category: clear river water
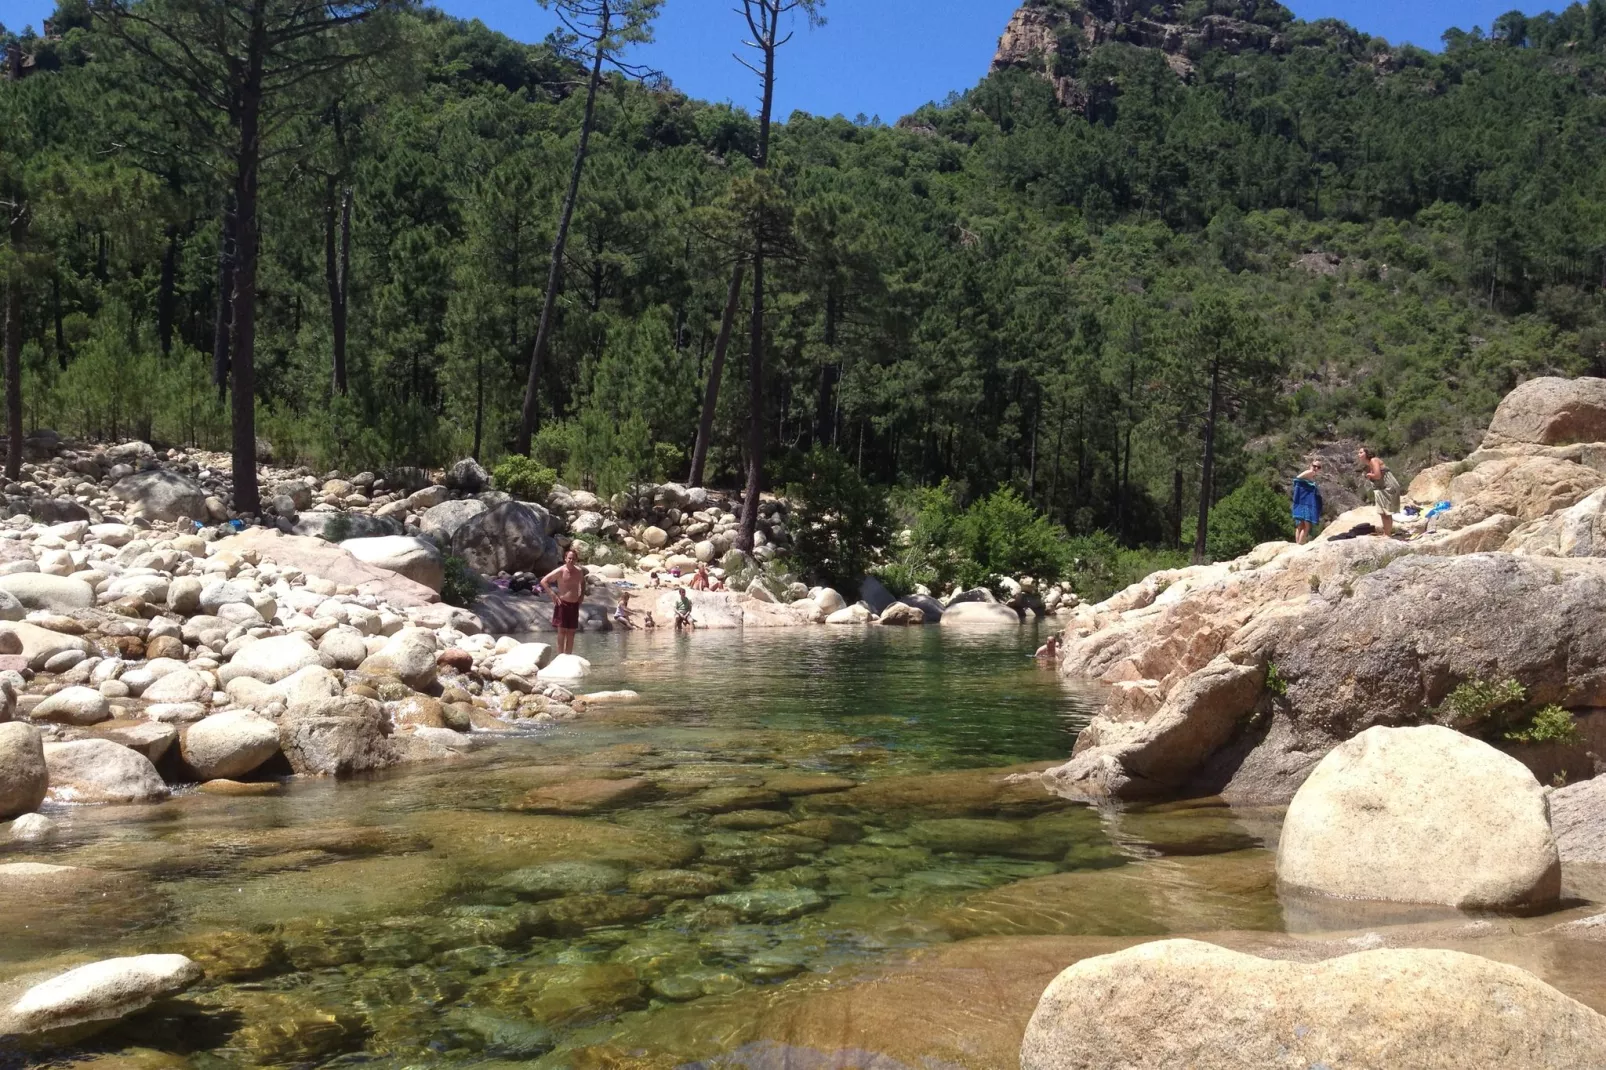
[6,625,1602,1069]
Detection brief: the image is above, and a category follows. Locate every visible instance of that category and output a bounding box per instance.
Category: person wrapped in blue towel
[1291,460,1324,545]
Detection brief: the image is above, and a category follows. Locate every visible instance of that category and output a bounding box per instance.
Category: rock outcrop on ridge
[1049,375,1606,802]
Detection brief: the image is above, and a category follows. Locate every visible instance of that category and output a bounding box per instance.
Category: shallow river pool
[5,625,1601,1069]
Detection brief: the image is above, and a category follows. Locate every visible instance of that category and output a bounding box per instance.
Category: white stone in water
[1,954,203,1037]
[8,812,55,841]
[536,654,590,681]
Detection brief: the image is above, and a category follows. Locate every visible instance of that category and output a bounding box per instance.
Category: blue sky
[0,0,1555,119]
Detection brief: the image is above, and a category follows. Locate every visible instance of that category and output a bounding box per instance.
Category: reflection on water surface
[0,626,1300,1068]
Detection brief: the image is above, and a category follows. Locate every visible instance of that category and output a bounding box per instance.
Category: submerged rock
[1021,939,1606,1070]
[707,888,825,921]
[1277,726,1560,910]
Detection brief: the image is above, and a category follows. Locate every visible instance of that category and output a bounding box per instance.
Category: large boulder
[0,954,203,1038]
[289,511,403,541]
[1277,726,1559,909]
[357,627,438,690]
[181,710,281,780]
[940,601,1021,626]
[31,686,111,726]
[277,696,396,776]
[3,622,91,672]
[451,502,561,577]
[899,593,944,622]
[1483,375,1606,449]
[209,529,438,608]
[493,642,554,679]
[537,653,591,681]
[110,469,207,523]
[220,634,321,685]
[43,740,168,804]
[0,722,47,817]
[0,573,94,612]
[1435,455,1605,530]
[1054,551,1606,803]
[419,499,487,544]
[340,535,445,592]
[1544,775,1606,863]
[444,458,490,492]
[1020,939,1606,1070]
[858,575,896,613]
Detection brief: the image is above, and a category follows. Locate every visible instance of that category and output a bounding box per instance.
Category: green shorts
[1374,478,1401,515]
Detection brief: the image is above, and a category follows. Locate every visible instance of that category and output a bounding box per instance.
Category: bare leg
[1295,521,1309,545]
[1381,510,1394,538]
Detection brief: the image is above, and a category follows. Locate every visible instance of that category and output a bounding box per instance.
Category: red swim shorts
[552,599,581,630]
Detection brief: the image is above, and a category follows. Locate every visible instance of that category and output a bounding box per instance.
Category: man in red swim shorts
[542,548,586,655]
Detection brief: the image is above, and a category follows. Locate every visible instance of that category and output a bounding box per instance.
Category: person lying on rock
[1291,459,1323,545]
[1357,447,1402,538]
[542,548,587,655]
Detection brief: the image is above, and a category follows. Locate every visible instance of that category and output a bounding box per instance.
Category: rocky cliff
[1049,376,1606,803]
[991,0,1295,109]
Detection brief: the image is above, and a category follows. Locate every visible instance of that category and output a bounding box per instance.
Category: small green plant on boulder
[492,456,557,502]
[1265,662,1288,698]
[1435,677,1527,729]
[323,513,353,544]
[440,554,481,608]
[1504,705,1581,746]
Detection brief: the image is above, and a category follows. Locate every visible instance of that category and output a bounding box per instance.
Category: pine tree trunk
[158,224,178,356]
[736,12,779,555]
[1192,356,1221,565]
[229,16,265,517]
[326,178,351,394]
[516,12,608,456]
[213,197,234,403]
[689,263,744,487]
[4,213,22,482]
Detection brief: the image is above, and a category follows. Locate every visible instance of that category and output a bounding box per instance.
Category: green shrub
[784,446,892,597]
[1062,532,1188,603]
[873,560,936,598]
[492,456,557,502]
[953,488,1072,591]
[1265,662,1288,698]
[1205,477,1290,561]
[322,514,354,544]
[1504,705,1581,746]
[1438,678,1527,726]
[440,553,481,608]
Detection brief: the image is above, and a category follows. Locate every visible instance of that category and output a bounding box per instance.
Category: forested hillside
[4,0,1606,566]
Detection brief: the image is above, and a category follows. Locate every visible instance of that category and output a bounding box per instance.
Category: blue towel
[1291,478,1323,524]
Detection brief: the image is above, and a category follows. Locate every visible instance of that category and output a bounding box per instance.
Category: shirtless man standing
[542,548,586,655]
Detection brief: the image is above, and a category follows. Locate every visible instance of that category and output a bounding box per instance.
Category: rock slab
[1021,939,1606,1070]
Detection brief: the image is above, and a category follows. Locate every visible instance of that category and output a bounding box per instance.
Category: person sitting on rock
[613,592,636,630]
[648,571,662,588]
[674,588,695,630]
[690,563,710,591]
